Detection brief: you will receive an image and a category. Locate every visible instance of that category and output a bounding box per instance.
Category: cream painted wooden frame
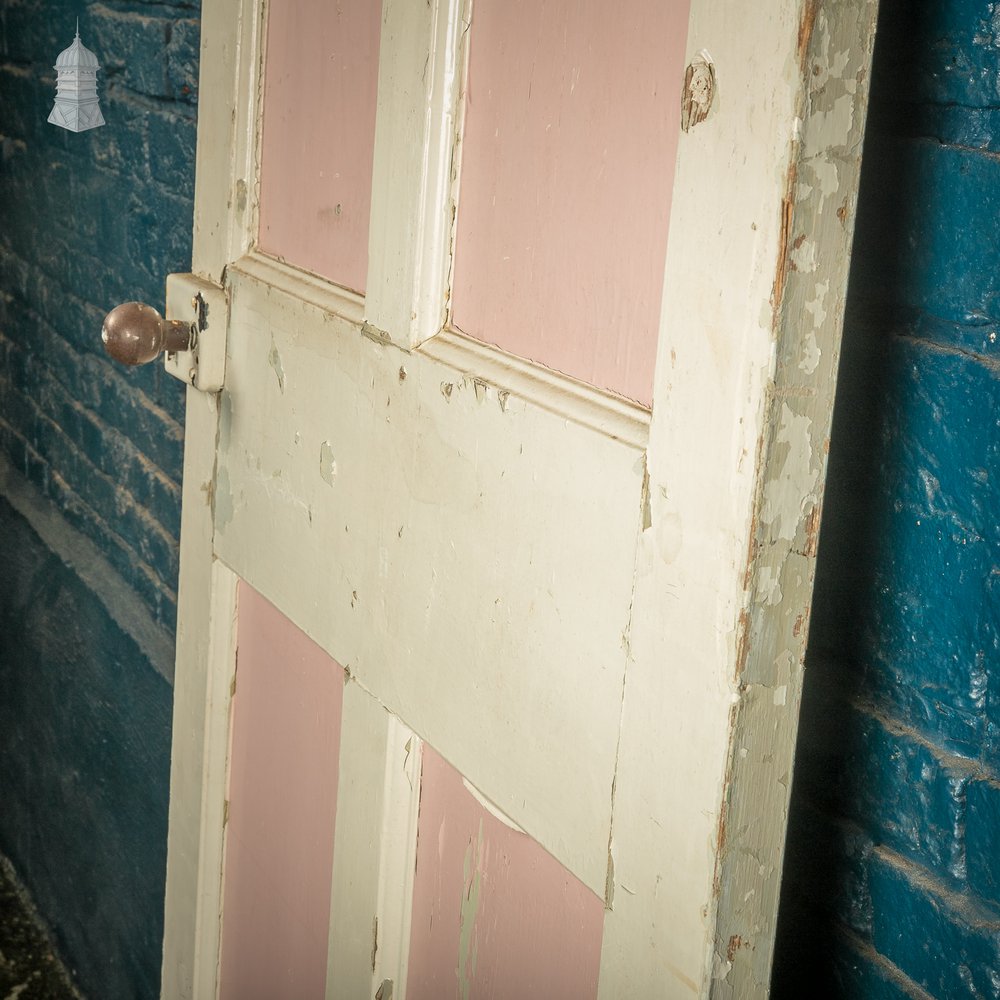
[160,1,880,998]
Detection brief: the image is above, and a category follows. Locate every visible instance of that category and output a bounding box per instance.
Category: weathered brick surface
[0,2,199,996]
[0,0,198,632]
[830,942,934,1000]
[774,0,1000,995]
[0,496,172,1000]
[868,848,1000,998]
[796,693,971,888]
[966,777,1000,910]
[872,0,1000,112]
[850,139,1000,328]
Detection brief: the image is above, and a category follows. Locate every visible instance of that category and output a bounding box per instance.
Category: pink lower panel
[218,583,345,1000]
[450,0,691,406]
[408,747,605,1000]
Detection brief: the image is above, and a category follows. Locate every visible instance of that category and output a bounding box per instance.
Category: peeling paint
[681,52,716,132]
[726,934,746,964]
[799,330,822,374]
[268,340,285,393]
[760,404,815,541]
[215,465,234,528]
[461,779,525,833]
[788,235,818,274]
[319,441,337,486]
[803,157,839,200]
[802,503,822,559]
[706,1,879,995]
[457,821,483,1000]
[640,460,652,531]
[360,321,392,345]
[804,277,829,333]
[758,564,783,607]
[772,179,796,312]
[804,92,856,156]
[797,0,820,67]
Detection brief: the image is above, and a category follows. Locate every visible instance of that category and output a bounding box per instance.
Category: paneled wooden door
[157,0,880,997]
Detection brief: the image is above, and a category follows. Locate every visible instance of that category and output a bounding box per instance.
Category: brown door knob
[101,302,195,366]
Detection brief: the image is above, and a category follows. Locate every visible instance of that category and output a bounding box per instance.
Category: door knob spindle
[101,301,196,367]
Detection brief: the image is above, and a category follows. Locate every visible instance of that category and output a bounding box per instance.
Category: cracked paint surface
[407,748,604,1000]
[709,1,880,995]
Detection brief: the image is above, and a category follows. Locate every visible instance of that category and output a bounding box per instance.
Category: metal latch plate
[164,273,227,392]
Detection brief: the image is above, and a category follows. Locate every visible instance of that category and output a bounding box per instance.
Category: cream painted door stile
[158,1,880,998]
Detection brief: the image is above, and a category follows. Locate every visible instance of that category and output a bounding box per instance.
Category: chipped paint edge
[233,251,651,450]
[422,328,651,450]
[708,2,880,995]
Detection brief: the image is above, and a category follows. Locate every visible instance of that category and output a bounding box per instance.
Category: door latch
[100,273,227,392]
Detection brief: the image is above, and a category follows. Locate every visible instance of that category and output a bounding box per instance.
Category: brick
[798,699,972,887]
[0,244,31,303]
[87,98,151,183]
[0,494,172,1000]
[778,800,875,939]
[872,0,1000,110]
[0,376,179,583]
[868,846,1000,997]
[860,508,994,755]
[967,777,1000,909]
[876,341,1000,541]
[0,65,44,143]
[831,939,934,1000]
[850,136,1000,327]
[90,5,171,100]
[0,293,184,479]
[0,421,177,633]
[0,335,181,534]
[166,19,200,102]
[147,108,197,191]
[869,99,1000,159]
[125,186,195,284]
[889,308,1000,368]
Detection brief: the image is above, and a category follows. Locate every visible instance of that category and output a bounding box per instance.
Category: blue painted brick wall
[0,496,173,999]
[0,1,199,996]
[774,0,1000,994]
[0,0,198,633]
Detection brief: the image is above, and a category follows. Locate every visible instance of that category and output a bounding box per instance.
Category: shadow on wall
[773,0,1000,995]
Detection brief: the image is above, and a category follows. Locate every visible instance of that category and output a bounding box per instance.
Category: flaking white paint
[789,237,819,274]
[805,157,840,200]
[805,92,857,156]
[804,278,830,332]
[761,404,816,542]
[799,330,822,374]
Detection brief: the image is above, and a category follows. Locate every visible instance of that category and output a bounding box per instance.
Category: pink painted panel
[450,0,691,406]
[408,747,605,1000]
[257,0,382,293]
[218,583,345,1000]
